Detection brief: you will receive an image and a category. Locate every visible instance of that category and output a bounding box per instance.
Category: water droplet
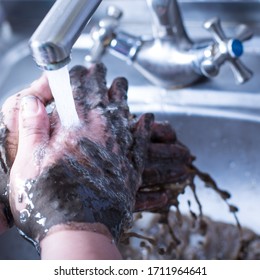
[36,217,46,226]
[25,179,35,191]
[19,209,30,223]
[35,212,41,218]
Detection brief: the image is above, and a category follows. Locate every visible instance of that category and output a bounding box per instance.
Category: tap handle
[85,5,122,63]
[229,58,252,84]
[201,17,253,84]
[235,24,253,42]
[203,17,226,44]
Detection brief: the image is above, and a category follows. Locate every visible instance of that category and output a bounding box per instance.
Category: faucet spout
[29,0,102,70]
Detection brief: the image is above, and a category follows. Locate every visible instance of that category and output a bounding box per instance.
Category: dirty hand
[0,76,52,234]
[135,120,196,213]
[1,63,153,248]
[0,149,11,234]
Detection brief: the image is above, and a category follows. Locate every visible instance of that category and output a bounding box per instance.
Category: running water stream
[46,65,80,127]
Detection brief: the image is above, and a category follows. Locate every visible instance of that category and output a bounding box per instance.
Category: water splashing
[46,65,79,127]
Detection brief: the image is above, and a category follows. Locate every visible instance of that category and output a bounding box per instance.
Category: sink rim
[0,38,260,123]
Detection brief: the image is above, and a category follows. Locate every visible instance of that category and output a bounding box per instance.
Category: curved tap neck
[147,0,192,47]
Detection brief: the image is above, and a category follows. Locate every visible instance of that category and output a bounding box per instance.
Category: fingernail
[21,96,39,117]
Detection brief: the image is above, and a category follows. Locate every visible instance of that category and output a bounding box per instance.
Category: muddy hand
[135,121,196,212]
[0,75,52,233]
[8,63,153,247]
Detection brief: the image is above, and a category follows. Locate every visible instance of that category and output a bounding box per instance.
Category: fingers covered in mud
[7,63,148,247]
[141,161,192,187]
[1,74,52,132]
[68,65,132,153]
[69,65,131,128]
[135,190,170,212]
[70,64,109,110]
[150,121,177,143]
[12,148,136,244]
[139,119,196,189]
[0,75,52,166]
[130,113,154,180]
[148,143,192,162]
[108,77,128,105]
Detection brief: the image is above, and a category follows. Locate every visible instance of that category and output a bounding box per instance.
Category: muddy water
[119,211,260,260]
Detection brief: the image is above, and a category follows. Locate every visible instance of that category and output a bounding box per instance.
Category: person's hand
[0,128,11,234]
[135,121,195,213]
[0,75,52,234]
[2,63,153,251]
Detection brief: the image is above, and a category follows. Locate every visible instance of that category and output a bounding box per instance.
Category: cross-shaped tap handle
[201,17,253,84]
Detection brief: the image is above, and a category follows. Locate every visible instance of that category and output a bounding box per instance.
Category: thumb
[18,95,50,156]
[9,96,50,213]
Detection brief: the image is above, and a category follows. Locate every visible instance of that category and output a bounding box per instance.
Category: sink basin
[0,33,260,259]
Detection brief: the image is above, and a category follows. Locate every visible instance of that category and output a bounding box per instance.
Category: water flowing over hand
[0,63,153,247]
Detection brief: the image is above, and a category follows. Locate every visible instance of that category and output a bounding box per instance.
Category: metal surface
[0,0,260,260]
[84,0,253,88]
[146,0,192,45]
[201,17,253,83]
[29,0,102,70]
[0,36,260,258]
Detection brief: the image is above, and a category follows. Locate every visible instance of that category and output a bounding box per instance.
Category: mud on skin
[0,63,257,259]
[0,114,13,228]
[0,63,153,247]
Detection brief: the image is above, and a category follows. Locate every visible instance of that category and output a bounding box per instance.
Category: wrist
[40,223,122,260]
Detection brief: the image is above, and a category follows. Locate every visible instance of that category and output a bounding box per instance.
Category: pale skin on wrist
[40,230,122,260]
[40,224,122,260]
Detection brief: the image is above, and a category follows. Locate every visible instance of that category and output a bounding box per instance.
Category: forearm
[40,224,122,260]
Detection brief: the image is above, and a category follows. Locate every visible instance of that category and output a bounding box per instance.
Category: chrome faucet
[85,0,253,88]
[29,0,102,70]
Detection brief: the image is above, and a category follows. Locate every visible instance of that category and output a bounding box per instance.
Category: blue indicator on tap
[230,39,243,57]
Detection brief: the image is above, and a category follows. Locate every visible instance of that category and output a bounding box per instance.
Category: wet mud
[0,63,259,259]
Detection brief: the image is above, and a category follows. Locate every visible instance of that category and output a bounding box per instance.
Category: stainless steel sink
[0,39,260,259]
[1,0,260,260]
